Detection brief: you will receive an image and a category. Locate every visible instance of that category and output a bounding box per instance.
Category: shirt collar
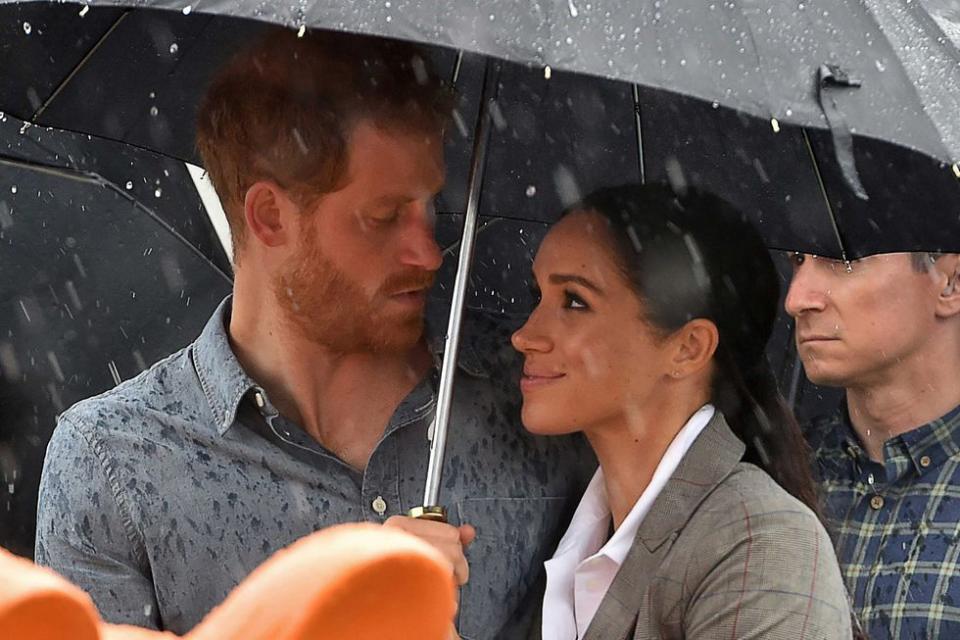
[191,296,491,437]
[551,404,717,567]
[840,400,960,480]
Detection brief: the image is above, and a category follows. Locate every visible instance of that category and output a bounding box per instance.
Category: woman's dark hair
[568,183,821,518]
[567,183,867,639]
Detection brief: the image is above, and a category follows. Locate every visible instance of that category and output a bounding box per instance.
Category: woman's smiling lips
[520,368,566,392]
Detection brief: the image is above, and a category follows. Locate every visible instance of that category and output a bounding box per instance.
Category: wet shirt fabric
[35,297,595,639]
[806,403,960,640]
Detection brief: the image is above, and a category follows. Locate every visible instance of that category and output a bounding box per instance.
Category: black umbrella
[2,0,959,521]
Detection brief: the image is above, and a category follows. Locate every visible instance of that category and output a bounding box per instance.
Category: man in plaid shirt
[785,251,960,639]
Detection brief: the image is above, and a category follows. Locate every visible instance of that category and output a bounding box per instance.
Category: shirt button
[870,495,884,510]
[920,455,932,468]
[371,496,387,516]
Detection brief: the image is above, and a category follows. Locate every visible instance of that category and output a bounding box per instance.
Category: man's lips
[389,288,428,307]
[797,334,840,345]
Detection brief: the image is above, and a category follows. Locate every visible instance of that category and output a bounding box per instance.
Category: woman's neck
[585,387,711,529]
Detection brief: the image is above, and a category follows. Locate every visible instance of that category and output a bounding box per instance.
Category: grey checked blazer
[533,412,852,640]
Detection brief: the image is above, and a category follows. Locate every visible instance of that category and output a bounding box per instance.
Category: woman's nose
[511,314,552,354]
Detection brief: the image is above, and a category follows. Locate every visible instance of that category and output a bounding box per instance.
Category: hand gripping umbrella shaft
[408,61,499,524]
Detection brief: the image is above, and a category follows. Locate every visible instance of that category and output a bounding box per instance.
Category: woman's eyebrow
[548,273,604,294]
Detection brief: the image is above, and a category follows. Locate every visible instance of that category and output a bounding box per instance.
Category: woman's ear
[243,181,299,250]
[934,254,960,319]
[668,319,719,378]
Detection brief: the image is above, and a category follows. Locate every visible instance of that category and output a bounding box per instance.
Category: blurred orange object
[0,523,456,640]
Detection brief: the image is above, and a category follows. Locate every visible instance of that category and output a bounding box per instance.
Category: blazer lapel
[581,413,746,640]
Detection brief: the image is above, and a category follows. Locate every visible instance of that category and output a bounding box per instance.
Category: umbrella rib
[31,11,131,122]
[632,84,645,184]
[0,153,233,285]
[800,128,850,263]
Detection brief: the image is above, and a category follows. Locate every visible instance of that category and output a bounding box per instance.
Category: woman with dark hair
[513,184,854,639]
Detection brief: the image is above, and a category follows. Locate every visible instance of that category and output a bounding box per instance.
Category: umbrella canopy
[1,1,958,258]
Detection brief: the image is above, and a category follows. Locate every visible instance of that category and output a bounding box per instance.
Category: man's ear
[668,318,719,379]
[243,181,298,250]
[935,254,960,319]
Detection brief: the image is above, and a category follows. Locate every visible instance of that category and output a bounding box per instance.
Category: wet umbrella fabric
[1,1,958,257]
[3,0,960,168]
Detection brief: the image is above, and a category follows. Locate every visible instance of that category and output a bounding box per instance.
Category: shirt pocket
[455,497,570,640]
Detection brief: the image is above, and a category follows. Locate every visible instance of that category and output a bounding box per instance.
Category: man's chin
[801,361,851,389]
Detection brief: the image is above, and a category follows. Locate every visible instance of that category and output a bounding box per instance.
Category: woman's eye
[563,291,588,310]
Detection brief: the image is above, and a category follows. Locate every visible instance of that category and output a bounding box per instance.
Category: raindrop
[875,59,887,72]
[785,108,793,117]
[679,59,687,67]
[149,91,156,99]
[525,185,537,197]
[567,0,579,18]
[79,5,89,17]
[411,56,429,85]
[9,186,16,194]
[544,65,552,80]
[169,43,179,54]
[22,22,31,35]
[385,0,391,5]
[565,36,574,45]
[181,5,192,15]
[125,181,134,190]
[154,188,163,198]
[149,106,159,117]
[297,25,306,38]
[711,101,719,109]
[953,163,960,179]
[770,117,781,133]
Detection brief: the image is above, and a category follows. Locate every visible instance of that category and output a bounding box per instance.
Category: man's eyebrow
[548,273,604,294]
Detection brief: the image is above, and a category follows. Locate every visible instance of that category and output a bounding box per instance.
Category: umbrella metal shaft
[419,60,499,512]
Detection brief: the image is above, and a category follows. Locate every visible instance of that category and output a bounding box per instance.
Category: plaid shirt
[806,402,960,640]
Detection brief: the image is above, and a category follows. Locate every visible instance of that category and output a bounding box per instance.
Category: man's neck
[228,290,432,471]
[846,342,960,462]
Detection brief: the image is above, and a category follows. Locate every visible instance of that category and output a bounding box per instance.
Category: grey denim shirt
[35,297,595,638]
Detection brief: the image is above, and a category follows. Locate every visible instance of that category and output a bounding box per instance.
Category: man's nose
[399,206,443,272]
[784,260,827,317]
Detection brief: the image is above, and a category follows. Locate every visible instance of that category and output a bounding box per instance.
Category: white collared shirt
[541,404,716,639]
